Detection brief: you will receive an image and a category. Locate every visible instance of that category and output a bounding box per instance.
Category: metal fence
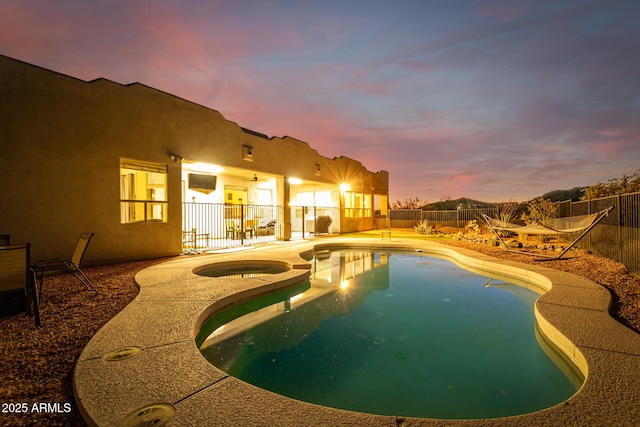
[290,206,340,238]
[182,203,283,250]
[182,203,340,250]
[389,192,640,274]
[553,192,640,274]
[389,208,498,229]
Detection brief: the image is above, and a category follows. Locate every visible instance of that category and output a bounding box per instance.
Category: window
[315,190,331,206]
[120,159,168,224]
[374,194,388,216]
[344,192,372,218]
[344,191,354,217]
[363,194,372,217]
[293,191,313,206]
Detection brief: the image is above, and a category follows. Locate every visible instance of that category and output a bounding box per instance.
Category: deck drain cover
[102,346,142,362]
[121,403,175,427]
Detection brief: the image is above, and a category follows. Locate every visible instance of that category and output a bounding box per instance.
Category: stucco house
[1,54,389,264]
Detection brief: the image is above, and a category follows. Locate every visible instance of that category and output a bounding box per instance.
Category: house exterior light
[339,183,351,192]
[288,177,302,185]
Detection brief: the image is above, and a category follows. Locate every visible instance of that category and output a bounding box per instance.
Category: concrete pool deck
[73,238,640,426]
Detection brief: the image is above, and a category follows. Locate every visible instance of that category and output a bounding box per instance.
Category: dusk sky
[2,0,639,202]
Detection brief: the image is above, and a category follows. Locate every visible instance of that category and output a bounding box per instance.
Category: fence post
[240,204,245,245]
[618,193,623,262]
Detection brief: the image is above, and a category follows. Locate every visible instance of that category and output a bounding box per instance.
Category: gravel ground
[1,241,638,427]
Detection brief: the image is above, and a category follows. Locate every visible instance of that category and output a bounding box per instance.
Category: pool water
[199,250,581,419]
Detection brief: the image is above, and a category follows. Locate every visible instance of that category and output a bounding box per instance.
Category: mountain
[422,197,497,210]
[540,187,585,202]
[420,188,584,211]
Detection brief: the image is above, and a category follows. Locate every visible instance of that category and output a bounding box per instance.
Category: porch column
[282,179,291,240]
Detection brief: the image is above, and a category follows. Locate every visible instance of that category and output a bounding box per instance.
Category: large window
[120,159,168,224]
[344,192,372,218]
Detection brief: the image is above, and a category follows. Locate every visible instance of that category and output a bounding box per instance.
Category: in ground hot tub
[196,263,289,278]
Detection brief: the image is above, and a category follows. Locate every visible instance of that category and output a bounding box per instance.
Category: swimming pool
[199,249,582,419]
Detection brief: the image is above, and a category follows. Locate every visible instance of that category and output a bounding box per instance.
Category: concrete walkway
[74,238,640,426]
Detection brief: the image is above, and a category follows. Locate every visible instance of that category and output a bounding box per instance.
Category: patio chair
[0,243,40,326]
[244,219,256,239]
[225,220,238,239]
[34,232,99,299]
[482,206,614,260]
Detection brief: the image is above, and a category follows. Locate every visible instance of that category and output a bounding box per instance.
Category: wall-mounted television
[188,173,217,191]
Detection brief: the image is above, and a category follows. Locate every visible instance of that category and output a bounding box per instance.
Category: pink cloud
[598,129,622,137]
[589,141,628,154]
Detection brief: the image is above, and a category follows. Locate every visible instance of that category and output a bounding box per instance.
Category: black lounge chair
[0,243,40,326]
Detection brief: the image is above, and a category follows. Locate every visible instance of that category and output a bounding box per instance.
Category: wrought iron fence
[290,206,340,238]
[182,203,283,250]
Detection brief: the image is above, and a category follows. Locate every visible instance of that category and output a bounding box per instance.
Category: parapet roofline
[240,127,271,140]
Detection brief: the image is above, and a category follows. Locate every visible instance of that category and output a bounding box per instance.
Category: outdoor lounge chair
[0,243,40,326]
[257,218,276,236]
[482,206,614,260]
[34,232,99,298]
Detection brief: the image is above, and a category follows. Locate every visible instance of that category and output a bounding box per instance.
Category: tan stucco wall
[0,55,388,263]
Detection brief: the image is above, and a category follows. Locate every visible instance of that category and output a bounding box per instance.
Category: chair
[225,220,238,239]
[244,220,256,239]
[0,243,40,326]
[482,206,614,260]
[34,233,99,298]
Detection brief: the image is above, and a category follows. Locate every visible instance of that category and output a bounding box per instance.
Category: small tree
[391,196,427,210]
[521,198,556,243]
[521,198,556,225]
[581,169,640,200]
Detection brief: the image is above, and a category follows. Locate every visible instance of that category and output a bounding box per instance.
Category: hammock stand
[481,206,614,261]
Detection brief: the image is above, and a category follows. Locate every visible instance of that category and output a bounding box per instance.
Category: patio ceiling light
[288,177,302,185]
[186,162,224,174]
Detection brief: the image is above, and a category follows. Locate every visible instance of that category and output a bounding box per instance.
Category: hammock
[482,206,614,260]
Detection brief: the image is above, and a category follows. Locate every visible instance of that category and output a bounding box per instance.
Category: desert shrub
[496,199,520,224]
[414,219,433,235]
